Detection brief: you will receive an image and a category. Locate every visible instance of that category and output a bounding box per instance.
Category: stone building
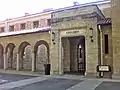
[0,11,51,74]
[0,0,120,77]
[51,0,112,76]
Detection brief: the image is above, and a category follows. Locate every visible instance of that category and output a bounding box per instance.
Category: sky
[0,0,100,21]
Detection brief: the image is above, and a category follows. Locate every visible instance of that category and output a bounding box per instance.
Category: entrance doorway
[62,36,86,75]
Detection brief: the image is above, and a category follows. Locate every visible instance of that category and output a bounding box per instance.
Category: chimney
[24,13,29,16]
[73,1,79,6]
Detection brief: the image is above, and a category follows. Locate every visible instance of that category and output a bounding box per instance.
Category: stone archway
[62,36,86,75]
[34,40,49,72]
[77,36,86,75]
[19,42,32,71]
[6,43,15,69]
[0,44,4,69]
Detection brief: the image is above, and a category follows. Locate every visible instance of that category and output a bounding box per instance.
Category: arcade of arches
[0,32,50,74]
[0,41,49,72]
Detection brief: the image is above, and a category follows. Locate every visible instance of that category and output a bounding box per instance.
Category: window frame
[33,21,39,28]
[47,19,51,26]
[20,23,26,30]
[0,27,5,33]
[9,25,14,31]
[104,34,109,54]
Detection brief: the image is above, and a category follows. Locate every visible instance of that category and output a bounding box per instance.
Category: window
[9,25,14,31]
[33,21,39,28]
[20,23,26,30]
[0,27,5,32]
[104,34,109,54]
[47,19,51,26]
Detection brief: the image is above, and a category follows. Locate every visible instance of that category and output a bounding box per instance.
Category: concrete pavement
[0,73,120,90]
[66,79,102,90]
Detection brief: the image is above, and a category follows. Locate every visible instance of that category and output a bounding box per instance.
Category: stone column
[32,53,35,72]
[85,20,99,76]
[16,53,20,71]
[4,52,7,69]
[58,37,63,74]
[50,30,64,75]
[69,38,78,71]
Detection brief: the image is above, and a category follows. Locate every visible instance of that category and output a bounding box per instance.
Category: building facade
[0,0,119,77]
[51,1,112,76]
[0,11,51,74]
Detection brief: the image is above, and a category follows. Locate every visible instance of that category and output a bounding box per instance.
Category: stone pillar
[4,52,7,69]
[70,43,76,71]
[62,38,70,72]
[32,53,35,72]
[16,53,20,71]
[85,19,99,76]
[58,37,63,74]
[50,30,63,75]
[69,38,78,71]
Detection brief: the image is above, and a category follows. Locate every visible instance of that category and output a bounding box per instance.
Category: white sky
[0,0,100,21]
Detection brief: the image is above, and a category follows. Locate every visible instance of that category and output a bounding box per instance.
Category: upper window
[9,25,14,31]
[20,23,26,30]
[47,19,51,26]
[0,27,5,33]
[33,21,39,28]
[104,34,109,54]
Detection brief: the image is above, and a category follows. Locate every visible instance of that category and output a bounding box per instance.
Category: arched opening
[0,44,4,68]
[77,36,86,75]
[62,36,86,75]
[6,43,15,69]
[19,42,32,71]
[34,40,49,72]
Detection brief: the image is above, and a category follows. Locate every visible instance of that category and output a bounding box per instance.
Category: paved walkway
[66,79,102,90]
[0,75,120,90]
[0,77,47,90]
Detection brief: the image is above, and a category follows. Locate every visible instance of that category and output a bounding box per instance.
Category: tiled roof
[98,18,112,25]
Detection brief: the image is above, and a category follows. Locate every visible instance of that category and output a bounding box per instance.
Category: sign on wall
[97,65,111,72]
[60,29,86,37]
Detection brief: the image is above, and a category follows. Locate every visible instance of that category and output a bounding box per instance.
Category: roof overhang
[0,27,51,37]
[97,18,111,25]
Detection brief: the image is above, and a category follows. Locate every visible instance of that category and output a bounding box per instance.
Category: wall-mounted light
[48,31,51,34]
[78,45,82,49]
[52,32,56,44]
[89,27,94,42]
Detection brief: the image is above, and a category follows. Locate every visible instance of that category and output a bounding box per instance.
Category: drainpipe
[98,25,103,77]
[99,25,103,65]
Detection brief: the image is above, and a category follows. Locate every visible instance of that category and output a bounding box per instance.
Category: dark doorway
[77,37,86,75]
[62,36,86,75]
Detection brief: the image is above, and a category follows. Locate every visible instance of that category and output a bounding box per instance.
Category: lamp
[79,45,82,49]
[89,27,94,42]
[52,32,56,44]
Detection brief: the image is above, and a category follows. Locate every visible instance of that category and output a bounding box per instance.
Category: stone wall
[62,37,70,72]
[102,7,111,18]
[36,45,48,72]
[23,45,32,70]
[111,0,120,75]
[102,25,113,70]
[98,1,111,18]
